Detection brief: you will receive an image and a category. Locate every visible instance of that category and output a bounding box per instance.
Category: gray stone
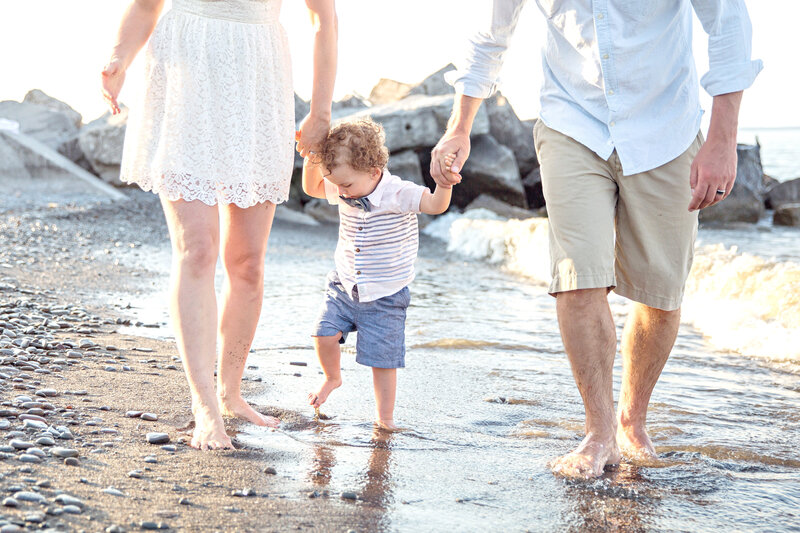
[369,64,456,105]
[521,167,545,209]
[387,150,426,187]
[62,504,82,514]
[407,64,457,98]
[465,194,537,220]
[128,470,143,478]
[34,389,57,397]
[773,202,800,226]
[64,457,79,466]
[0,134,30,180]
[699,182,764,224]
[10,439,33,450]
[78,109,128,185]
[304,199,340,224]
[22,419,47,430]
[125,411,143,418]
[22,89,82,129]
[146,432,170,445]
[140,413,158,422]
[341,491,358,500]
[102,487,126,497]
[332,94,370,116]
[18,454,42,463]
[0,99,78,150]
[13,491,45,503]
[2,497,19,507]
[23,511,45,523]
[294,93,310,125]
[486,94,538,176]
[766,177,800,210]
[54,494,84,507]
[337,94,490,153]
[455,134,525,208]
[52,447,79,458]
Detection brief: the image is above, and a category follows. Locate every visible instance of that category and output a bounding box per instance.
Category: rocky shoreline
[0,194,381,533]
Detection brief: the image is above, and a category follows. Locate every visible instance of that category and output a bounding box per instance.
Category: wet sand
[0,192,381,532]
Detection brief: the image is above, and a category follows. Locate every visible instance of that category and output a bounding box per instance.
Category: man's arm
[688,91,742,211]
[430,0,527,187]
[689,0,762,211]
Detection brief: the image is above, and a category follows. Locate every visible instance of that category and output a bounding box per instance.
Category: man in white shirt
[430,0,762,478]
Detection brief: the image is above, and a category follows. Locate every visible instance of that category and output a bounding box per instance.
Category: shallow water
[118,212,800,532]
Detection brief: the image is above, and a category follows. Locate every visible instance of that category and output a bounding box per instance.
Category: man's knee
[556,287,608,309]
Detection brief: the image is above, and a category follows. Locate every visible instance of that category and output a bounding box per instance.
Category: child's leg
[372,367,397,430]
[309,333,343,408]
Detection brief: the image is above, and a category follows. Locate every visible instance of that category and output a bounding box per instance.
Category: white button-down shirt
[325,170,426,303]
[446,0,763,175]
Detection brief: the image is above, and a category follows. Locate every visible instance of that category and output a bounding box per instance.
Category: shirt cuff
[444,70,498,99]
[701,59,764,96]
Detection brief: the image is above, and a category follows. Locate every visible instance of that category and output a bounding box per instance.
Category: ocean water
[117,130,800,531]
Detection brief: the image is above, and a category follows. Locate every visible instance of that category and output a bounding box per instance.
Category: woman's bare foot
[191,404,234,450]
[617,423,658,462]
[550,432,620,479]
[218,394,279,428]
[308,378,342,408]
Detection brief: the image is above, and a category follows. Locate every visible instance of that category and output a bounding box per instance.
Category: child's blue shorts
[313,271,410,369]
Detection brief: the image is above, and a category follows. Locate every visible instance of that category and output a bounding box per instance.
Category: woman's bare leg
[160,197,231,450]
[216,201,279,427]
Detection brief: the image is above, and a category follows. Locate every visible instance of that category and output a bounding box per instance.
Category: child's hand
[443,153,458,184]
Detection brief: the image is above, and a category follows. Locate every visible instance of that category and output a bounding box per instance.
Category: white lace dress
[120,0,294,207]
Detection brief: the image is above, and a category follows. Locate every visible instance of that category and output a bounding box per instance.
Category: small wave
[412,338,538,352]
[425,210,800,363]
[658,445,800,468]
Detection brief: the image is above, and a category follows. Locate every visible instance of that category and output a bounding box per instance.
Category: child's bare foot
[308,378,342,408]
[218,394,280,428]
[374,419,403,432]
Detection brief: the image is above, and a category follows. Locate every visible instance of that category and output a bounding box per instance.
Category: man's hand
[688,90,743,212]
[430,131,470,187]
[688,136,737,211]
[296,113,330,158]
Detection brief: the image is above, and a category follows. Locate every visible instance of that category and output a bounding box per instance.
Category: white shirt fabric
[446,0,763,175]
[325,170,427,303]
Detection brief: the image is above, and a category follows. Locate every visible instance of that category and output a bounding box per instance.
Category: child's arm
[302,157,327,199]
[419,184,453,215]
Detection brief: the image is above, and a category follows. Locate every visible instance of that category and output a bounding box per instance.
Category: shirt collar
[364,169,393,208]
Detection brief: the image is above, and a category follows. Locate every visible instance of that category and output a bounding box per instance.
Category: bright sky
[0,0,796,128]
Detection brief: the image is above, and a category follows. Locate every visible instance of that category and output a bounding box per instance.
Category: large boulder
[78,108,128,185]
[294,93,310,125]
[765,177,800,210]
[699,143,765,224]
[369,64,456,105]
[453,134,525,208]
[387,150,425,186]
[522,167,546,209]
[332,94,370,116]
[465,194,537,220]
[773,203,800,227]
[0,132,31,180]
[337,94,489,153]
[0,99,79,151]
[486,93,538,176]
[22,90,82,129]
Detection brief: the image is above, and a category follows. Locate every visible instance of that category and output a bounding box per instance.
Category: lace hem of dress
[122,171,290,208]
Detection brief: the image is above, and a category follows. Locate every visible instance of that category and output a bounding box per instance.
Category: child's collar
[362,168,390,207]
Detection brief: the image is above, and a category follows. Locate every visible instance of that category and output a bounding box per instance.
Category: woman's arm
[419,185,453,215]
[296,0,338,158]
[102,0,165,114]
[302,158,328,199]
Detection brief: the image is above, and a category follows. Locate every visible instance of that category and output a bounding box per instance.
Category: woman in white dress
[101,0,337,450]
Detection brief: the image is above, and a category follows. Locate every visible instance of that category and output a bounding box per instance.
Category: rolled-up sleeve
[445,0,529,99]
[692,0,763,96]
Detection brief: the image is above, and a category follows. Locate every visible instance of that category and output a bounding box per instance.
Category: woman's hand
[296,113,330,158]
[101,57,126,115]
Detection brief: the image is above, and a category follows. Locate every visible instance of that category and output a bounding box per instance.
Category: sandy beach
[0,191,389,532]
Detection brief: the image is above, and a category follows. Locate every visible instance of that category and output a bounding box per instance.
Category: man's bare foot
[550,432,621,479]
[191,404,234,450]
[308,378,342,408]
[218,394,279,428]
[374,419,402,432]
[617,423,658,463]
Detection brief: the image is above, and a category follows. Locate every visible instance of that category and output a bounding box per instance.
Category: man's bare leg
[217,201,279,427]
[550,288,621,478]
[616,303,680,459]
[309,333,343,408]
[372,368,398,431]
[161,197,232,450]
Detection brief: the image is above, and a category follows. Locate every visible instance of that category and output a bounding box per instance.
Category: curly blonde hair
[318,118,389,173]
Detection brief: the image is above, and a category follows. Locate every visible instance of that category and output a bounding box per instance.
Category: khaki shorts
[534,120,702,311]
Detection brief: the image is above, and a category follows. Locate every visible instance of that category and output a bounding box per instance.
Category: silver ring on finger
[715,189,726,195]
